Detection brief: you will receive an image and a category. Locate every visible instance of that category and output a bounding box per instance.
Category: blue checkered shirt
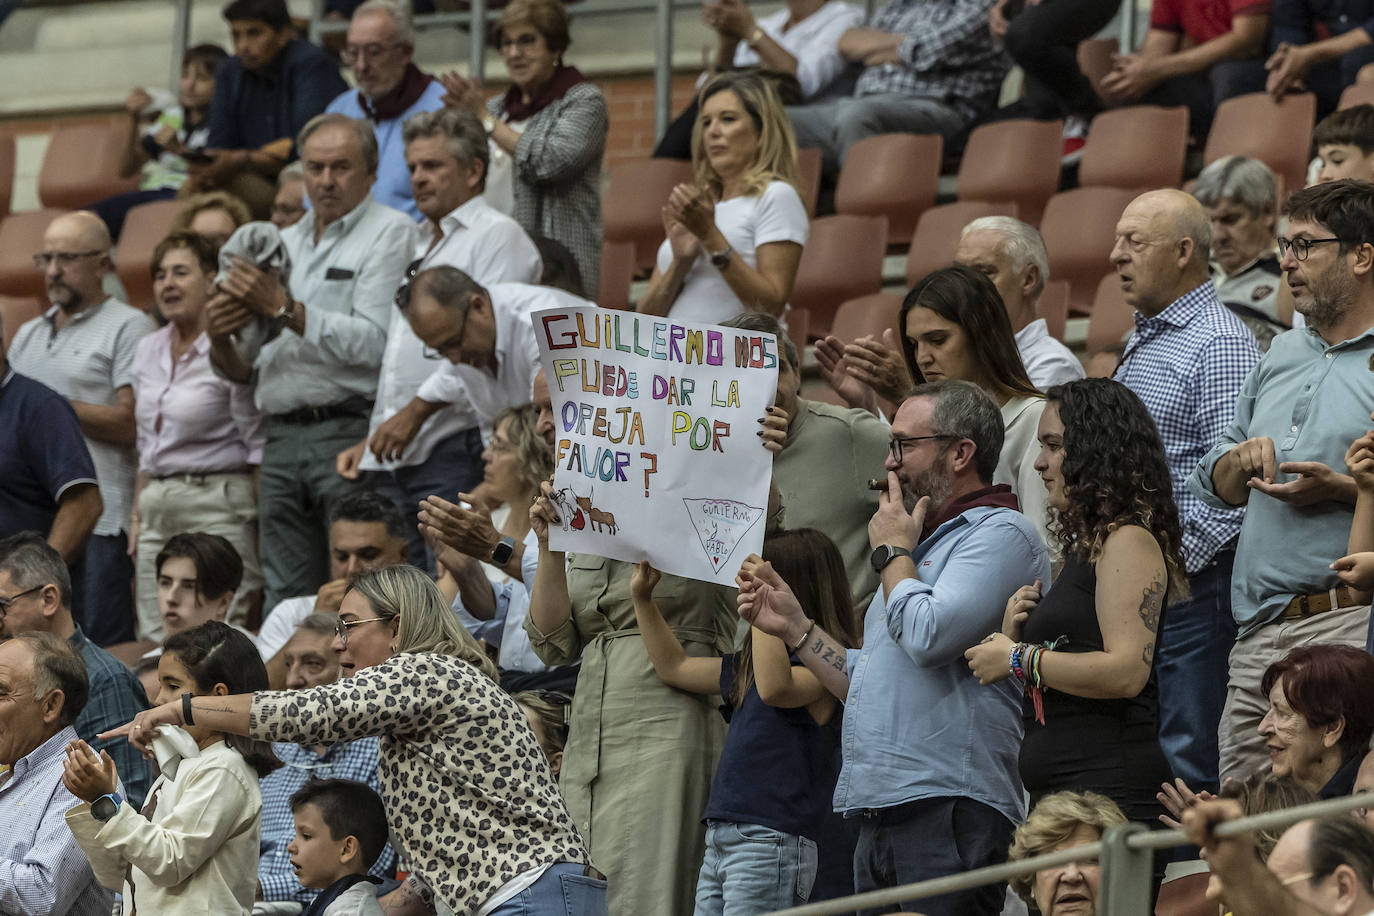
[69,626,152,810]
[855,0,1009,122]
[258,738,397,905]
[1115,282,1262,574]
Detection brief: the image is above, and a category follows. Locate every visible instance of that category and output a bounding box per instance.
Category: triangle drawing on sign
[682,498,765,574]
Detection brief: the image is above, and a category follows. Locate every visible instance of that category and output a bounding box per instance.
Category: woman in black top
[965,378,1180,823]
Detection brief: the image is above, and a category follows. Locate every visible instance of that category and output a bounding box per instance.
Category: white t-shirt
[656,181,810,326]
[730,2,862,101]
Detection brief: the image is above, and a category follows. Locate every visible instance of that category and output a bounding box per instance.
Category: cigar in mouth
[867,478,887,492]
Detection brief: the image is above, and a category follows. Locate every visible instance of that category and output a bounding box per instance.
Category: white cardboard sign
[534,305,779,583]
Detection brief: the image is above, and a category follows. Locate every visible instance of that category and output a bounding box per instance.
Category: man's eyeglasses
[340,42,403,66]
[421,310,469,362]
[335,615,390,647]
[1277,237,1341,261]
[0,585,45,613]
[32,250,103,270]
[888,434,958,465]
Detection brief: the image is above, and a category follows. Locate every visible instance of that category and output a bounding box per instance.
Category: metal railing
[163,0,1144,145]
[764,791,1374,916]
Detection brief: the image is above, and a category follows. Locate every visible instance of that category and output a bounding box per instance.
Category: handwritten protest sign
[534,305,779,583]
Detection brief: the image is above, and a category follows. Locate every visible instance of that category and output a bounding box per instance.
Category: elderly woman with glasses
[440,0,607,294]
[107,564,606,916]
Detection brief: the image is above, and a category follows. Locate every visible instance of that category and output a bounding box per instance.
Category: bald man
[8,211,155,646]
[1109,189,1261,797]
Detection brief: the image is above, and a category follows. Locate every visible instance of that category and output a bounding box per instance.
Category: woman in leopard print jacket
[107,564,606,915]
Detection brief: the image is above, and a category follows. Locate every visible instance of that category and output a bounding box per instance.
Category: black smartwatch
[91,792,123,823]
[870,544,911,574]
[490,535,517,566]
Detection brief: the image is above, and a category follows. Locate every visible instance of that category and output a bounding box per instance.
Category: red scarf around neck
[360,63,434,122]
[501,64,588,121]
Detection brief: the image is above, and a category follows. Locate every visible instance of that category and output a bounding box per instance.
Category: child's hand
[1332,551,1374,591]
[1346,429,1374,493]
[630,560,661,601]
[62,739,118,804]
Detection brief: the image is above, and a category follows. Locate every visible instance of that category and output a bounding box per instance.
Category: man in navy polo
[0,313,103,571]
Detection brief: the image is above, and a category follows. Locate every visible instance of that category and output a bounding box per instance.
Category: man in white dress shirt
[335,108,542,571]
[207,113,416,609]
[954,216,1084,389]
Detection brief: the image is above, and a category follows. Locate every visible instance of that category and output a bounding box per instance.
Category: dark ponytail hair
[163,621,280,777]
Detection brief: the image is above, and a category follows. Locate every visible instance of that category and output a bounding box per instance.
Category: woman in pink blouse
[128,231,265,642]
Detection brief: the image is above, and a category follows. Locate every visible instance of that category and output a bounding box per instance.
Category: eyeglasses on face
[340,42,403,66]
[0,584,45,613]
[1276,236,1341,261]
[32,250,103,270]
[334,615,390,647]
[888,434,958,465]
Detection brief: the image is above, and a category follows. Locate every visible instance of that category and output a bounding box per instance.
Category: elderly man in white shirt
[954,215,1084,390]
[0,632,114,916]
[336,108,542,572]
[208,113,416,610]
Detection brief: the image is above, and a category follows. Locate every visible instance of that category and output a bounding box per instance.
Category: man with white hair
[1112,188,1261,796]
[324,0,445,220]
[1192,155,1289,347]
[954,215,1084,389]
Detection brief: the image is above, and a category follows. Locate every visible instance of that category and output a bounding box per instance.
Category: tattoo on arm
[810,636,846,673]
[1137,575,1165,633]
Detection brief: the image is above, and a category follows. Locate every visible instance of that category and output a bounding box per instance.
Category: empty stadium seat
[1339,82,1374,110]
[1078,106,1189,191]
[834,133,942,247]
[1085,272,1135,357]
[38,117,140,211]
[905,201,1019,287]
[957,119,1064,226]
[1203,92,1317,203]
[598,239,636,310]
[830,293,903,346]
[0,295,44,350]
[115,198,183,311]
[1040,187,1137,314]
[0,209,69,301]
[1037,279,1070,343]
[789,215,888,337]
[602,158,693,275]
[797,147,822,217]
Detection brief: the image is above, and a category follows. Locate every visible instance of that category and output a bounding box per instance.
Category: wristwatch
[709,245,734,269]
[481,113,497,134]
[747,26,764,48]
[91,792,123,823]
[870,544,911,574]
[490,535,517,566]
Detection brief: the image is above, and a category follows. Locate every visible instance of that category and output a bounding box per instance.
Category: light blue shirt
[834,504,1049,824]
[1189,325,1374,636]
[326,82,447,222]
[0,726,115,916]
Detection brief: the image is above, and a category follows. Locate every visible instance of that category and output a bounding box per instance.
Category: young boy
[1315,103,1374,183]
[289,779,390,916]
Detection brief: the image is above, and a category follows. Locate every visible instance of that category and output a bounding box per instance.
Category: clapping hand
[666,183,717,241]
[62,739,118,804]
[1157,777,1214,830]
[438,70,488,117]
[735,554,806,637]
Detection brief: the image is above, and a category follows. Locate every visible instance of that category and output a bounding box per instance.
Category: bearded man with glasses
[1190,178,1374,784]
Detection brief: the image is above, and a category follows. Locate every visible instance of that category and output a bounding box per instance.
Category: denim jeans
[71,532,136,646]
[1156,550,1237,795]
[693,821,819,916]
[852,797,1013,916]
[484,863,608,916]
[370,427,485,576]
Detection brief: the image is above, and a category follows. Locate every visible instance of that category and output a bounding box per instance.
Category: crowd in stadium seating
[12,0,1374,912]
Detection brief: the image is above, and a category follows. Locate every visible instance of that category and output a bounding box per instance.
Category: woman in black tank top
[965,379,1184,825]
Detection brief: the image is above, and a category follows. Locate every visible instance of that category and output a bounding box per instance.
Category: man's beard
[1295,263,1358,333]
[901,464,952,518]
[45,280,85,312]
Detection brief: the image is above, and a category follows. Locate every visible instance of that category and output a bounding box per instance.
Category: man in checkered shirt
[1110,188,1261,797]
[786,0,1008,175]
